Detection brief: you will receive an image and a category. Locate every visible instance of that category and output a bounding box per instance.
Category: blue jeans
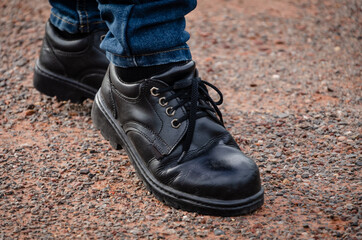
[49,0,196,67]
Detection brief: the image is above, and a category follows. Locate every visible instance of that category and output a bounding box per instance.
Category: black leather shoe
[33,21,109,102]
[91,61,264,216]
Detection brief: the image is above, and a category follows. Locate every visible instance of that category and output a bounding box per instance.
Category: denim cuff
[107,46,193,67]
[50,11,107,34]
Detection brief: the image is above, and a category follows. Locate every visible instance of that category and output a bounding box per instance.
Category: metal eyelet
[165,107,175,116]
[171,119,181,128]
[159,97,168,106]
[100,34,106,41]
[150,87,159,96]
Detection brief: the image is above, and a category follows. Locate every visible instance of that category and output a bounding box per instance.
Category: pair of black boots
[33,22,264,216]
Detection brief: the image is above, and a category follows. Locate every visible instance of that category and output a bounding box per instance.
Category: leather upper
[99,62,262,200]
[38,22,109,89]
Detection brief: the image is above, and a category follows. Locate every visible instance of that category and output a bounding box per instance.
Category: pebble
[182,215,190,222]
[350,216,358,226]
[214,228,225,236]
[15,59,27,67]
[80,169,90,175]
[272,74,280,79]
[25,109,36,116]
[337,136,347,141]
[301,173,310,179]
[278,113,289,118]
[282,179,290,184]
[129,228,142,235]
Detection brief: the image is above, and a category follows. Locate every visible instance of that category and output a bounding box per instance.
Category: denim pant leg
[97,0,197,67]
[49,0,107,33]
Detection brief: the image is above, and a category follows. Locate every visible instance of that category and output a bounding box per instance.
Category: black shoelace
[154,77,224,163]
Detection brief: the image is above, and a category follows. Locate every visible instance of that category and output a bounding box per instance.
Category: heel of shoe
[33,62,96,102]
[92,94,123,150]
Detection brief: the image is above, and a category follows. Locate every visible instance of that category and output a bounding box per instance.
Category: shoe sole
[92,91,264,216]
[33,60,98,102]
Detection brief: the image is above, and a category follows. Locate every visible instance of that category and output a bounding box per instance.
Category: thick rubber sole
[91,92,264,216]
[33,61,98,102]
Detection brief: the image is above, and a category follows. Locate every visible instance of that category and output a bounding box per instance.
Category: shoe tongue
[151,61,196,85]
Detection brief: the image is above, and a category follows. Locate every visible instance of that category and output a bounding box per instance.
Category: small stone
[334,46,341,52]
[337,136,347,141]
[163,229,177,235]
[80,169,90,174]
[25,109,36,116]
[129,228,142,235]
[255,140,263,146]
[278,113,289,118]
[275,152,282,158]
[282,179,290,184]
[350,216,358,226]
[345,203,354,210]
[272,74,280,79]
[265,166,272,173]
[250,83,257,87]
[27,104,35,109]
[301,172,309,179]
[327,87,334,92]
[88,173,96,179]
[214,228,225,236]
[68,111,78,116]
[15,59,27,67]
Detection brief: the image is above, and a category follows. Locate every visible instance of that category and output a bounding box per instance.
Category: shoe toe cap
[170,142,262,201]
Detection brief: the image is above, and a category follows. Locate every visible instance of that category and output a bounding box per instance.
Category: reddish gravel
[1,0,361,239]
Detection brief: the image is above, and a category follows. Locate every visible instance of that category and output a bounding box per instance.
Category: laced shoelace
[151,77,224,163]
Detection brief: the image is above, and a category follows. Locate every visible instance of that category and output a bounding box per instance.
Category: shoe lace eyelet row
[150,87,180,128]
[149,76,224,162]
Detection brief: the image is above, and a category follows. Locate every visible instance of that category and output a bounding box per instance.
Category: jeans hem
[50,11,107,34]
[107,47,192,67]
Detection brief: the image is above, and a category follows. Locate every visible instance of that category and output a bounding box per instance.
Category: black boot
[91,61,264,216]
[33,21,109,102]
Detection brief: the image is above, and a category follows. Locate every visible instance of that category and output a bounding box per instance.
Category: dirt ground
[0,0,361,239]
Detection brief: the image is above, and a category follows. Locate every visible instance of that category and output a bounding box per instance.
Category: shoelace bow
[155,77,224,163]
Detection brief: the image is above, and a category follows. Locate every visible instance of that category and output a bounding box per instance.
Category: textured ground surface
[1,0,361,239]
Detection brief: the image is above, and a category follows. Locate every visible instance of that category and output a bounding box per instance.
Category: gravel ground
[1,0,361,239]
